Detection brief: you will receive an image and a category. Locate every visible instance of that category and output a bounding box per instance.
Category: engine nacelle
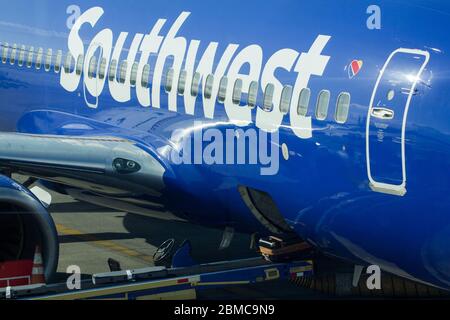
[0,175,59,282]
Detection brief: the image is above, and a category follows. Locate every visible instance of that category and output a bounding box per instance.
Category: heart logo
[349,60,363,79]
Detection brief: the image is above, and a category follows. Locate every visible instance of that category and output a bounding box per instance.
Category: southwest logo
[349,60,363,79]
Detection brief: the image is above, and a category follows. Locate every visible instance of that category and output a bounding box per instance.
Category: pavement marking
[56,224,154,264]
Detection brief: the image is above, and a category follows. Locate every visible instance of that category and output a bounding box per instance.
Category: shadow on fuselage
[121,213,258,265]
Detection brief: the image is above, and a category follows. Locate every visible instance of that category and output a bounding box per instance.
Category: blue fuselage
[1,0,450,289]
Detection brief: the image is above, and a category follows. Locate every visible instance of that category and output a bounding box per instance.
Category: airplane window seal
[178,70,187,95]
[108,59,118,82]
[165,68,174,93]
[130,62,139,87]
[316,89,331,121]
[54,50,62,73]
[280,85,293,114]
[248,81,259,109]
[27,46,35,69]
[118,60,128,84]
[232,78,243,105]
[10,44,17,66]
[44,48,53,72]
[88,55,97,79]
[2,43,9,64]
[263,83,275,112]
[297,88,311,117]
[98,58,107,80]
[204,74,214,99]
[191,72,201,97]
[335,92,351,124]
[218,76,228,104]
[18,45,26,67]
[141,64,151,88]
[35,48,44,70]
[75,54,84,75]
[64,53,73,73]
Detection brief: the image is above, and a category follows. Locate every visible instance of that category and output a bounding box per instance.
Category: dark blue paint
[0,0,449,290]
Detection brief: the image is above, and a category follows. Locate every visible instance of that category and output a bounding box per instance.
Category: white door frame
[366,48,430,196]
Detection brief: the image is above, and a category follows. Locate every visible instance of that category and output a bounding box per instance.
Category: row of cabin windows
[164,67,350,123]
[0,43,351,124]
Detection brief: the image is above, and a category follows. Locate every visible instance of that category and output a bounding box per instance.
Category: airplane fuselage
[1,0,450,290]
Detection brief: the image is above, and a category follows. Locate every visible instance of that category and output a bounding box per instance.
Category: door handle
[371,107,395,120]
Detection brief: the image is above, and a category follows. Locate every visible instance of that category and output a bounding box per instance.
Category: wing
[0,133,166,198]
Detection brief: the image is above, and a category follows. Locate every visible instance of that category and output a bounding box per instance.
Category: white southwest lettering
[62,8,332,140]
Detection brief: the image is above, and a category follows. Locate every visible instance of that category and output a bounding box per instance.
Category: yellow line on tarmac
[56,224,154,264]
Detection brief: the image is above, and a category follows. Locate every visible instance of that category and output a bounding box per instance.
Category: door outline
[366,48,430,196]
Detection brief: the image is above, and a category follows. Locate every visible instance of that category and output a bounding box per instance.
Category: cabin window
[177,70,187,95]
[280,85,293,114]
[263,83,275,111]
[130,62,139,86]
[10,44,17,65]
[98,58,107,80]
[165,68,174,93]
[75,54,84,75]
[54,50,62,73]
[297,88,311,116]
[248,81,258,109]
[1,43,8,64]
[64,53,73,73]
[204,74,214,99]
[316,90,330,121]
[44,48,52,72]
[108,59,117,82]
[88,55,97,78]
[232,78,243,105]
[27,46,35,68]
[118,60,127,83]
[218,76,228,103]
[191,72,201,97]
[18,45,26,67]
[35,48,44,70]
[141,64,150,88]
[335,92,351,124]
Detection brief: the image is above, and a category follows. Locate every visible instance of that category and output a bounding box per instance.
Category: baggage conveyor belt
[0,257,313,300]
